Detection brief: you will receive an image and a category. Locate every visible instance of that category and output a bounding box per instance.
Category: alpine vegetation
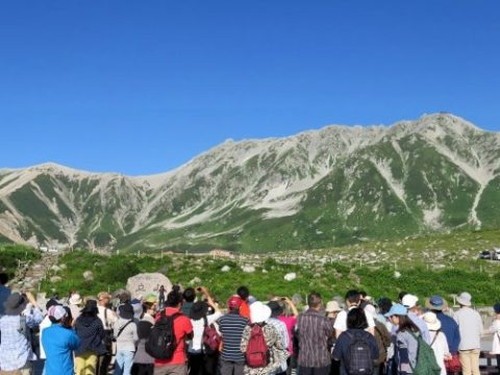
[0,113,499,253]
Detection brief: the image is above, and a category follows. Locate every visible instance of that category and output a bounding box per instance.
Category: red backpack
[202,316,222,355]
[245,323,270,368]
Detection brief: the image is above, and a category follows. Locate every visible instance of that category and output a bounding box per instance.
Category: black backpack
[145,311,181,360]
[346,331,374,375]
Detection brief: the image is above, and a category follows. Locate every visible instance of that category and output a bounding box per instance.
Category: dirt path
[10,252,61,292]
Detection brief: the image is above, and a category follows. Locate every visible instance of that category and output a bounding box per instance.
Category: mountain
[1,113,499,253]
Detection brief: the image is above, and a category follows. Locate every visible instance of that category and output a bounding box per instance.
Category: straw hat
[423,311,441,331]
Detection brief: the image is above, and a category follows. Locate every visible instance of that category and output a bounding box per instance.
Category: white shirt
[98,305,117,330]
[429,330,450,375]
[189,312,223,352]
[333,307,375,334]
[489,318,500,354]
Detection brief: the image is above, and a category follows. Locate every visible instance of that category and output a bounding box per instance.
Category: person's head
[45,298,60,311]
[456,292,472,307]
[237,286,250,301]
[166,285,183,308]
[250,301,271,325]
[396,314,420,333]
[190,301,209,320]
[267,301,284,318]
[97,291,112,307]
[402,294,420,313]
[377,297,393,315]
[143,301,155,314]
[183,287,196,303]
[345,290,360,307]
[80,299,98,317]
[493,303,500,315]
[325,300,342,319]
[425,295,445,312]
[0,272,8,285]
[48,305,68,324]
[118,303,135,320]
[307,292,322,310]
[347,307,368,330]
[226,295,243,312]
[384,303,406,327]
[398,291,408,303]
[69,293,82,306]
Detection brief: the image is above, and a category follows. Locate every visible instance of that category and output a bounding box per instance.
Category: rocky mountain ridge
[1,113,499,252]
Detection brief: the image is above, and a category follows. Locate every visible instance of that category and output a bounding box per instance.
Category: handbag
[444,353,461,372]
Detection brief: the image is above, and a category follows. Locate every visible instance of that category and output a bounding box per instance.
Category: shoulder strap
[406,330,420,372]
[104,308,109,329]
[116,320,132,339]
[430,330,440,347]
[203,315,208,327]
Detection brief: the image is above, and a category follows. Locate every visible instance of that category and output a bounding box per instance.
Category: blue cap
[427,295,445,310]
[384,303,407,317]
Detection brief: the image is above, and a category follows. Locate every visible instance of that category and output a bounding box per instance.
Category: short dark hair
[377,297,393,315]
[307,292,322,308]
[398,291,408,302]
[345,290,360,305]
[166,285,183,307]
[347,307,368,330]
[183,287,196,303]
[237,286,250,300]
[0,273,8,285]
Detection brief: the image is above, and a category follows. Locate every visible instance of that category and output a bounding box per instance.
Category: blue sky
[1,1,499,175]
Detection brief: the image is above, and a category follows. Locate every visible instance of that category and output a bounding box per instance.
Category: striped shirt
[218,312,248,362]
[296,309,334,368]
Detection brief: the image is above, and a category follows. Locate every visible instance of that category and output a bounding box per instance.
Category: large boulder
[126,273,173,300]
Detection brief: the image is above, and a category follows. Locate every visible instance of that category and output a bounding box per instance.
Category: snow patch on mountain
[369,158,409,210]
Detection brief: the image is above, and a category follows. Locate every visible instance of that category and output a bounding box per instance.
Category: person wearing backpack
[332,307,378,375]
[385,303,418,374]
[422,312,451,375]
[385,303,440,375]
[152,286,193,375]
[240,301,288,375]
[187,292,222,375]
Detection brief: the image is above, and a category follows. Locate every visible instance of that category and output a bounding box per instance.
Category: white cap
[48,305,67,321]
[402,294,419,309]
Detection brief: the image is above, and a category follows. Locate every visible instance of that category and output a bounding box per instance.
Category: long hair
[397,315,420,333]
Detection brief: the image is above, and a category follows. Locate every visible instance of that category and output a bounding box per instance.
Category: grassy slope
[39,229,500,305]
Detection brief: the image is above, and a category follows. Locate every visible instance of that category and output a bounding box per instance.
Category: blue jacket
[436,311,461,353]
[42,324,80,375]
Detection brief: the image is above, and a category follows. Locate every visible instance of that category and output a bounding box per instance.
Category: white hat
[48,305,68,321]
[456,292,472,306]
[69,293,82,305]
[250,301,272,324]
[402,294,419,309]
[423,311,441,331]
[325,301,342,313]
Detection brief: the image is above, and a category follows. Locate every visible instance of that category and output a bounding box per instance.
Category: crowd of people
[0,271,499,375]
